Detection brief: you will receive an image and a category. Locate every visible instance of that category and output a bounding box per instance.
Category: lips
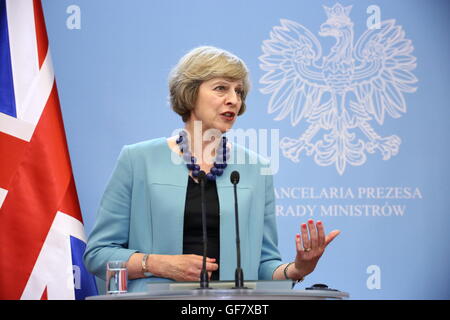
[220,111,235,121]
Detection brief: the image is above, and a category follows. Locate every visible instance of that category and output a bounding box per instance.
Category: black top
[183,175,220,280]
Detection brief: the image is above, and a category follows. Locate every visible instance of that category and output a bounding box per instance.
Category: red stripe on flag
[0,132,27,189]
[60,175,83,222]
[0,83,77,299]
[33,0,48,69]
[40,287,48,300]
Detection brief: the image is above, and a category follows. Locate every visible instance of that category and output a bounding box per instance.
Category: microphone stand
[197,171,211,290]
[230,171,247,289]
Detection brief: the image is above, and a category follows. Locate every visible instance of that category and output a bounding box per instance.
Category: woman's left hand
[292,219,340,279]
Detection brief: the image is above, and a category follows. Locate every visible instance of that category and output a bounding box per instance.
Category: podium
[86,280,349,300]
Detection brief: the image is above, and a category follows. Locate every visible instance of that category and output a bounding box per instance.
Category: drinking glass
[106,261,128,294]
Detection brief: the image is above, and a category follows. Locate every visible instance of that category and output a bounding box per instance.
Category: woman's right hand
[150,254,218,282]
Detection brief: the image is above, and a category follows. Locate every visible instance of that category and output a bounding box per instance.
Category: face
[188,77,243,134]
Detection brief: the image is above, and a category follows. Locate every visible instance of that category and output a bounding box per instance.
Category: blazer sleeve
[258,172,283,279]
[83,146,139,280]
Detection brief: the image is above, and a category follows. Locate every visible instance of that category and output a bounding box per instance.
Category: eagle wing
[352,20,418,125]
[259,19,328,127]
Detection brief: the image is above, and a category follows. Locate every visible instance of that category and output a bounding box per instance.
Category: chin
[220,125,233,134]
[212,123,233,134]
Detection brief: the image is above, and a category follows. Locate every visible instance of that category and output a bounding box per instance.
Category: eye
[214,85,227,91]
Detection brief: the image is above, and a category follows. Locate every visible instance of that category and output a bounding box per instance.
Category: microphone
[197,170,211,289]
[230,171,247,289]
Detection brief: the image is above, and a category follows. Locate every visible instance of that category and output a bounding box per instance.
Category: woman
[83,46,340,293]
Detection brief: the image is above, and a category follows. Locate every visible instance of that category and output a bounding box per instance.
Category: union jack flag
[0,0,97,299]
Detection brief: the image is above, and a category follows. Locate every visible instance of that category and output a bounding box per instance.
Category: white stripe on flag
[0,187,8,208]
[6,0,40,120]
[0,112,35,141]
[22,51,55,124]
[21,211,87,300]
[0,52,55,141]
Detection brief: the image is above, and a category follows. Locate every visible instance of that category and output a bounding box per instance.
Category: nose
[225,90,240,107]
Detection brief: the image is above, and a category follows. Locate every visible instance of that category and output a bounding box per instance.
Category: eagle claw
[366,135,401,160]
[280,137,315,162]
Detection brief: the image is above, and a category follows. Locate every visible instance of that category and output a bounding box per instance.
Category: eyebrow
[211,79,243,87]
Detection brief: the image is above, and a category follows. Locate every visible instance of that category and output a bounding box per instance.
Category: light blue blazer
[83,137,282,292]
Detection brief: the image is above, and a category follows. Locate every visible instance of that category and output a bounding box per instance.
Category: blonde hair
[169,46,250,122]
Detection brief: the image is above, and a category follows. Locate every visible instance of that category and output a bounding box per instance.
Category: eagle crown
[319,4,354,66]
[323,4,352,24]
[320,4,353,36]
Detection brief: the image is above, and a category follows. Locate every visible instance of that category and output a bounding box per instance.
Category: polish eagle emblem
[259,4,418,175]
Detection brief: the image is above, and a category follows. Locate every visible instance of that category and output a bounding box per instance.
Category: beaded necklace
[176,130,229,181]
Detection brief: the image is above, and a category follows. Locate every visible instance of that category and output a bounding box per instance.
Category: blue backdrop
[42,0,450,299]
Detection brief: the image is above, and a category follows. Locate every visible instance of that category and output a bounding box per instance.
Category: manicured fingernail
[308,219,314,224]
[302,223,307,228]
[317,221,322,225]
